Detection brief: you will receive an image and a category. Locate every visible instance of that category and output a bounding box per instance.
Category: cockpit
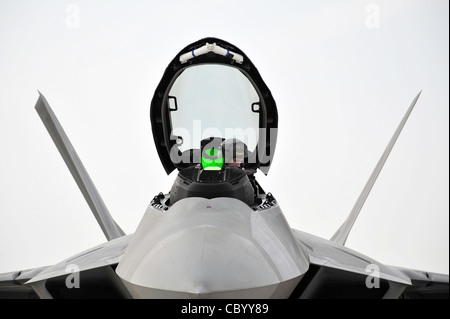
[168,137,260,206]
[150,37,278,207]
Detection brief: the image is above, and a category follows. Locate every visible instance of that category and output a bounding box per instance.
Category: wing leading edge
[0,267,49,299]
[292,229,449,299]
[0,234,133,299]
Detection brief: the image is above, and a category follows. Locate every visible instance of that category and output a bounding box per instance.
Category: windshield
[168,64,260,153]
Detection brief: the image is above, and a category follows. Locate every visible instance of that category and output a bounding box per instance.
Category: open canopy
[150,37,278,175]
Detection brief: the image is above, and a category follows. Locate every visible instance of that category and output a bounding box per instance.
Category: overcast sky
[0,0,448,276]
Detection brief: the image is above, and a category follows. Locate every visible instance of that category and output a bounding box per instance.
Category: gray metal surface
[35,92,125,241]
[26,234,132,285]
[293,229,411,285]
[116,197,309,298]
[393,266,449,298]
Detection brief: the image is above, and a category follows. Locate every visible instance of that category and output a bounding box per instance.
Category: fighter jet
[0,37,448,299]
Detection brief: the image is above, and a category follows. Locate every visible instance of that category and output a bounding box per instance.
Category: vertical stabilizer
[331,91,422,245]
[35,92,125,241]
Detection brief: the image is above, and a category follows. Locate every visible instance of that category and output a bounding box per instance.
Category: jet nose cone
[116,198,309,298]
[131,226,285,297]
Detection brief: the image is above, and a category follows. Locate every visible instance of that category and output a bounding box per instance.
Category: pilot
[221,138,261,202]
[221,138,248,169]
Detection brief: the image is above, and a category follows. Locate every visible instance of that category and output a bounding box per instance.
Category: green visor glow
[201,148,224,170]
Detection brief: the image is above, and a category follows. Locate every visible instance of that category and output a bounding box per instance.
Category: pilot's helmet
[221,138,248,166]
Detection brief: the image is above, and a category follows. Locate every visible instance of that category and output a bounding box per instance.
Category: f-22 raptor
[0,37,448,299]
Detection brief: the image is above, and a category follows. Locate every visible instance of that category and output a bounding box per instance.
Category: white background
[0,0,448,275]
